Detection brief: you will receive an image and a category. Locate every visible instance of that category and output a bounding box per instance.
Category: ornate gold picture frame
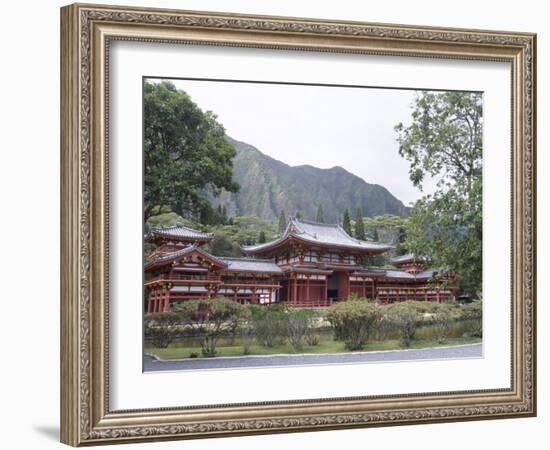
[60,3,536,446]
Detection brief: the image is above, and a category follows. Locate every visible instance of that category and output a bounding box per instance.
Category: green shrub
[173,298,246,357]
[326,301,382,351]
[249,304,288,347]
[346,293,373,303]
[462,318,483,338]
[384,301,422,347]
[459,301,483,320]
[432,304,454,343]
[305,333,320,346]
[286,309,316,352]
[241,325,254,355]
[144,312,180,348]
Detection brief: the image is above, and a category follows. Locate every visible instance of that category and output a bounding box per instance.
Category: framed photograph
[60,3,536,446]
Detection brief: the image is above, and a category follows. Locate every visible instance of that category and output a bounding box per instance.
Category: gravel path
[143,343,482,372]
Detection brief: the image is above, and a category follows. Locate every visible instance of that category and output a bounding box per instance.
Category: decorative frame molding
[60,3,536,446]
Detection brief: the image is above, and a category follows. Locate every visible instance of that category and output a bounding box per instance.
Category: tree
[394,226,407,255]
[384,301,422,347]
[209,215,277,248]
[372,227,379,242]
[143,80,239,223]
[354,206,366,240]
[432,304,454,344]
[278,210,287,234]
[173,298,244,357]
[395,91,482,296]
[342,208,352,235]
[285,309,316,352]
[295,210,302,220]
[206,231,242,257]
[258,230,267,243]
[249,305,288,348]
[144,312,180,348]
[316,205,324,223]
[326,297,381,351]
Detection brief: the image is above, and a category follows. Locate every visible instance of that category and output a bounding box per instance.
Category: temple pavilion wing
[145,223,213,246]
[143,220,459,312]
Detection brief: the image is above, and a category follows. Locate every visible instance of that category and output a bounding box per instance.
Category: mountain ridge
[210,136,408,223]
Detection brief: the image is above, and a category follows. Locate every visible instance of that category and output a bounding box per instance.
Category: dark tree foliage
[342,208,352,235]
[258,230,267,243]
[394,226,407,255]
[354,206,366,240]
[316,205,324,223]
[278,210,287,234]
[143,80,239,222]
[395,91,482,296]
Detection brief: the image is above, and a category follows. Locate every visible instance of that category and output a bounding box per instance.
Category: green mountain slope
[211,136,408,223]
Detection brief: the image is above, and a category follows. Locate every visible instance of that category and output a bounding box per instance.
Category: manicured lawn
[145,336,481,360]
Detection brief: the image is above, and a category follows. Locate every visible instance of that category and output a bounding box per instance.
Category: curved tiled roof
[390,253,424,265]
[145,224,213,243]
[144,244,227,270]
[218,257,283,274]
[384,268,438,280]
[243,218,391,254]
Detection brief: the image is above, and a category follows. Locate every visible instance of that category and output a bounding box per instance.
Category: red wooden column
[163,287,171,312]
[320,276,327,304]
[293,276,298,305]
[153,291,159,313]
[158,289,164,313]
[306,276,310,304]
[286,280,291,303]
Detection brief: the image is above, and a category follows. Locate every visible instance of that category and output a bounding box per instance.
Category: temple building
[144,218,457,313]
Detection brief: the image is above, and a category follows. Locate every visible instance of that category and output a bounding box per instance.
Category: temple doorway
[327,272,340,300]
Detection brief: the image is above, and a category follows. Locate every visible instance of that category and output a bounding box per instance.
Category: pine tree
[354,206,366,240]
[295,210,302,220]
[278,210,287,234]
[372,227,379,242]
[395,227,407,255]
[316,205,324,223]
[342,209,352,235]
[259,230,267,243]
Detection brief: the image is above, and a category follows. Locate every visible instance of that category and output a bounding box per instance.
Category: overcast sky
[151,78,440,206]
